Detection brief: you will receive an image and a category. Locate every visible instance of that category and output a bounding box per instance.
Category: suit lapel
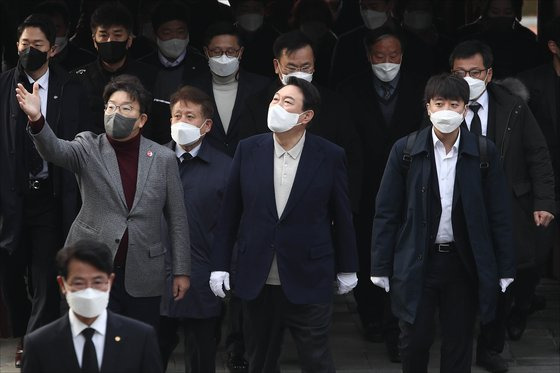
[45,72,61,133]
[546,65,558,137]
[100,136,128,208]
[252,135,277,218]
[100,312,123,373]
[280,135,324,221]
[58,314,81,372]
[131,137,155,211]
[228,71,248,134]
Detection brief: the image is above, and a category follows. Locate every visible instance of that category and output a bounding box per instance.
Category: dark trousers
[0,184,61,337]
[400,251,476,373]
[159,315,219,373]
[243,285,335,373]
[225,294,245,356]
[108,267,161,331]
[477,287,513,354]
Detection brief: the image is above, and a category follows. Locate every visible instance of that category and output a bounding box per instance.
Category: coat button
[115,239,120,243]
[418,254,423,260]
[421,187,426,193]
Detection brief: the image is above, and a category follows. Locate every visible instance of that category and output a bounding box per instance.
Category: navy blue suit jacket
[212,132,358,304]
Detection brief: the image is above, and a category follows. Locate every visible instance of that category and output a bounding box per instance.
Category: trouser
[400,250,476,373]
[108,267,161,331]
[243,285,335,373]
[159,315,219,373]
[225,294,245,356]
[0,181,61,337]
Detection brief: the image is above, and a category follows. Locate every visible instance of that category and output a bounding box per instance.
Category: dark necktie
[22,80,44,177]
[381,83,392,100]
[81,328,99,373]
[469,102,482,136]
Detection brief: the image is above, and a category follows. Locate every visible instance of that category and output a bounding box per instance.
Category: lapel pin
[115,336,121,342]
[147,150,153,157]
[53,95,58,99]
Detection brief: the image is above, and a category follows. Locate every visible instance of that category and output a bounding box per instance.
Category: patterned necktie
[81,328,99,373]
[381,83,392,100]
[469,102,482,136]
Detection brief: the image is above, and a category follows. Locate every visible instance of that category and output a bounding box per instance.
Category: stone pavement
[1,279,558,372]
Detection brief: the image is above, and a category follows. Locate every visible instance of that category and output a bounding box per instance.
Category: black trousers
[0,184,61,337]
[225,294,245,356]
[108,267,161,330]
[159,315,219,373]
[399,251,476,373]
[243,285,335,373]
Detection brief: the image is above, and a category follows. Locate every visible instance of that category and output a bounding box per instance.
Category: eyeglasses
[452,68,489,79]
[66,279,109,291]
[276,61,314,74]
[207,48,241,58]
[105,103,136,115]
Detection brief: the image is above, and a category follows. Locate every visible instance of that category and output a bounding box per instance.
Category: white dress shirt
[175,142,202,161]
[158,49,187,68]
[432,128,460,243]
[68,309,107,370]
[465,90,489,136]
[266,132,306,285]
[26,69,49,179]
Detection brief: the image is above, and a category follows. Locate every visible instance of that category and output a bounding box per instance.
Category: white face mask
[157,37,189,60]
[371,62,401,82]
[403,10,433,31]
[171,121,205,146]
[267,104,304,133]
[54,36,68,54]
[429,109,464,133]
[208,55,240,77]
[237,13,264,32]
[464,76,487,101]
[280,71,313,85]
[65,287,109,318]
[361,9,388,30]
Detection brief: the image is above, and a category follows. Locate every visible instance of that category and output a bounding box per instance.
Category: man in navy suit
[210,77,359,372]
[22,240,162,373]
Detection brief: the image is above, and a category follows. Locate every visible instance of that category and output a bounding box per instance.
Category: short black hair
[290,0,334,29]
[90,2,133,33]
[423,73,469,105]
[34,0,71,27]
[363,27,405,54]
[482,0,523,20]
[170,85,215,118]
[103,74,152,115]
[204,21,242,48]
[56,240,113,278]
[543,16,560,45]
[449,40,494,69]
[17,14,57,47]
[272,30,314,60]
[285,76,321,113]
[151,0,191,34]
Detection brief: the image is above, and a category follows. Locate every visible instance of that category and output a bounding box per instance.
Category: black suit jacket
[190,68,271,157]
[22,311,162,373]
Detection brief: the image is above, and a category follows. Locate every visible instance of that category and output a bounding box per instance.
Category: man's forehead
[279,46,314,63]
[453,54,485,68]
[173,100,202,113]
[372,36,401,51]
[276,85,303,100]
[20,27,48,41]
[96,25,128,33]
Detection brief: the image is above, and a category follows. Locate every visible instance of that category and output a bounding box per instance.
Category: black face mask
[485,17,516,32]
[19,47,48,72]
[97,40,128,64]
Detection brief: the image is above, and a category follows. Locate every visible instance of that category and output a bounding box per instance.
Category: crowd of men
[0,0,558,372]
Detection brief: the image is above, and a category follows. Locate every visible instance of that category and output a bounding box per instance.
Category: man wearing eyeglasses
[22,240,163,373]
[15,74,191,333]
[450,40,555,373]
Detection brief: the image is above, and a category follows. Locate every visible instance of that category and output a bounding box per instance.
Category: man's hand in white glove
[370,276,390,292]
[209,271,230,298]
[336,272,358,295]
[499,278,514,293]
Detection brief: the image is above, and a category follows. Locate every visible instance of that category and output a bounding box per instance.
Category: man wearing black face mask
[0,13,91,368]
[71,2,158,134]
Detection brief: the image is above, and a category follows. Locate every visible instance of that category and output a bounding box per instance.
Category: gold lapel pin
[115,336,121,342]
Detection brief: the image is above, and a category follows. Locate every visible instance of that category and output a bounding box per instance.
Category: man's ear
[301,110,314,124]
[238,46,244,60]
[57,276,67,295]
[137,113,148,128]
[108,273,115,288]
[486,67,493,83]
[548,40,559,56]
[203,119,213,133]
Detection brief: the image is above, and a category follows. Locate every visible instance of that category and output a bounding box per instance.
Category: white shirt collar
[175,142,202,161]
[431,127,461,153]
[470,89,489,110]
[158,49,187,68]
[68,309,107,338]
[274,131,306,160]
[26,68,49,91]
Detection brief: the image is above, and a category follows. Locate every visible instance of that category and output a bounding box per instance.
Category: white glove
[336,272,358,294]
[499,278,514,293]
[370,276,390,292]
[209,271,230,298]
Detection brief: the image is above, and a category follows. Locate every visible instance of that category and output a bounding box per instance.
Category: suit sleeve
[140,326,164,373]
[163,154,191,276]
[520,104,556,214]
[331,148,358,272]
[485,141,516,278]
[371,141,406,277]
[22,333,42,373]
[211,141,245,271]
[30,120,89,173]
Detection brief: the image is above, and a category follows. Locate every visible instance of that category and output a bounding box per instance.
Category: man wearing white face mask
[372,73,514,373]
[451,40,555,373]
[211,77,358,373]
[22,240,163,373]
[159,86,231,372]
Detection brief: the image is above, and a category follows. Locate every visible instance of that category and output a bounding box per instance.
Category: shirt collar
[470,89,489,110]
[26,68,49,90]
[175,141,202,161]
[431,127,461,153]
[68,308,107,338]
[373,71,400,90]
[274,131,306,159]
[158,49,187,68]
